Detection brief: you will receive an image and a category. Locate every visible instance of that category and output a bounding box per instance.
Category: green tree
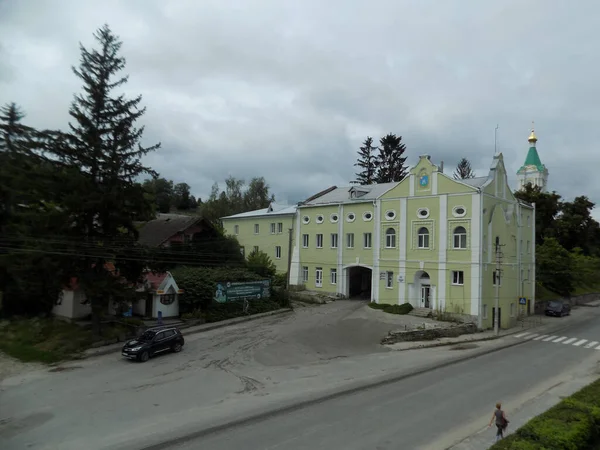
[60,24,160,333]
[244,177,274,211]
[555,196,600,255]
[143,177,174,213]
[453,158,476,180]
[173,182,197,211]
[514,183,562,246]
[352,136,377,185]
[374,133,408,183]
[536,238,574,297]
[246,249,276,278]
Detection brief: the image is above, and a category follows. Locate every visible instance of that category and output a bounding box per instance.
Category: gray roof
[137,214,211,247]
[456,176,488,188]
[300,182,399,206]
[221,202,297,220]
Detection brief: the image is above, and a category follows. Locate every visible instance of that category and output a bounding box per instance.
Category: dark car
[122,326,184,362]
[545,301,571,317]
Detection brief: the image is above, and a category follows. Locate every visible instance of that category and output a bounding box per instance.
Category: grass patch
[490,377,600,449]
[0,318,94,363]
[369,302,414,315]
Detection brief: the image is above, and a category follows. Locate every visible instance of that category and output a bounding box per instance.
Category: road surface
[158,308,600,450]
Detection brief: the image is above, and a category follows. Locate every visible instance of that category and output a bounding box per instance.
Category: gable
[483,153,517,202]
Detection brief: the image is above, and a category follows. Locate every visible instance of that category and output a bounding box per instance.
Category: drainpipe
[478,188,484,330]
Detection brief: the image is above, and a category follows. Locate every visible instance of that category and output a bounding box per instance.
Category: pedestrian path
[513,332,600,350]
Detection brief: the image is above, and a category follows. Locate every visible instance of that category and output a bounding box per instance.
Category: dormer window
[349,187,369,199]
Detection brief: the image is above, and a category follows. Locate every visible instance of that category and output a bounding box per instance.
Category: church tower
[516,124,549,192]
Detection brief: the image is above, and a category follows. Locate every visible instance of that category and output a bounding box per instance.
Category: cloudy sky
[0,0,597,211]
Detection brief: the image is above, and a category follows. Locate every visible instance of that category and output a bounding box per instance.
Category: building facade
[221,203,297,273]
[517,128,549,192]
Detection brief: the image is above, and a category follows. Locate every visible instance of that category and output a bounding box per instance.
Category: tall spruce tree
[453,157,476,180]
[374,133,408,183]
[352,136,377,185]
[61,24,160,333]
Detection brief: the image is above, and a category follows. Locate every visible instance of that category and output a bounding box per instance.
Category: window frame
[315,267,323,287]
[386,271,394,288]
[331,233,338,248]
[275,246,282,259]
[254,223,260,234]
[417,227,430,249]
[302,266,309,283]
[363,232,372,249]
[302,234,309,248]
[451,270,464,285]
[270,223,276,234]
[453,226,467,249]
[316,233,324,248]
[385,227,396,248]
[346,232,355,248]
[330,268,337,285]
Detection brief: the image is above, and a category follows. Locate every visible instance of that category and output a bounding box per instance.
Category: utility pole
[494,238,504,336]
[286,227,294,290]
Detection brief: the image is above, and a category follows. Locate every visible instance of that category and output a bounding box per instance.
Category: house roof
[145,272,168,290]
[458,176,488,188]
[221,202,297,220]
[66,262,116,291]
[518,146,546,173]
[137,214,210,247]
[300,182,399,206]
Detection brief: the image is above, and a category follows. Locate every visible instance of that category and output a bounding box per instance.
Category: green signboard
[213,280,270,303]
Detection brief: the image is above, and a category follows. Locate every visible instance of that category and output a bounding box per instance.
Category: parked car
[121,326,185,362]
[545,301,571,317]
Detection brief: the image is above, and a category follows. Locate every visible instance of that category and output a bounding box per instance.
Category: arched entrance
[414,271,431,308]
[345,265,372,300]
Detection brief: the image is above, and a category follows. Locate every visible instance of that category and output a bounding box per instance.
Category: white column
[531,202,536,314]
[409,174,415,196]
[399,198,407,305]
[437,194,447,312]
[470,193,482,317]
[339,204,345,297]
[373,200,381,303]
[289,210,302,285]
[432,171,438,195]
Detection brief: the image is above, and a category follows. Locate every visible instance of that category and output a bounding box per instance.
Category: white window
[453,226,467,249]
[302,234,309,248]
[253,246,259,253]
[483,304,488,319]
[254,224,259,234]
[315,268,323,287]
[302,266,309,283]
[240,246,245,256]
[452,270,464,285]
[234,224,239,235]
[277,222,283,233]
[493,271,501,286]
[331,233,338,248]
[385,227,396,248]
[386,271,394,288]
[520,239,523,252]
[330,268,337,284]
[418,227,430,249]
[527,215,531,227]
[347,233,354,248]
[527,240,531,253]
[527,269,531,280]
[316,215,324,224]
[316,234,323,248]
[275,246,281,259]
[270,223,276,234]
[520,268,524,280]
[510,303,516,317]
[364,232,372,249]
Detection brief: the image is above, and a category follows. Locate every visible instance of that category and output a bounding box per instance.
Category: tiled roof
[137,214,208,247]
[221,202,297,220]
[300,182,399,206]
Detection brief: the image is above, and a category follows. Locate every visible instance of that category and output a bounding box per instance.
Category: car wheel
[139,351,149,362]
[172,342,183,353]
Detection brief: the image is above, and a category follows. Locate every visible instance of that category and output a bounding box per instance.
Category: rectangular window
[510,303,516,317]
[331,233,338,248]
[527,240,531,253]
[302,266,309,283]
[270,223,276,234]
[520,240,523,252]
[417,228,430,249]
[386,271,394,288]
[493,271,501,286]
[520,269,524,281]
[240,246,245,256]
[346,233,355,248]
[385,229,396,248]
[453,230,467,249]
[316,234,323,248]
[483,304,488,319]
[254,224,259,234]
[315,268,323,287]
[234,224,239,235]
[302,234,309,248]
[527,215,531,227]
[277,222,283,233]
[364,232,372,249]
[527,269,531,280]
[275,246,282,259]
[452,270,464,285]
[253,246,259,254]
[330,268,337,285]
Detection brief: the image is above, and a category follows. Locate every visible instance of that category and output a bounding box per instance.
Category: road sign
[519,297,527,305]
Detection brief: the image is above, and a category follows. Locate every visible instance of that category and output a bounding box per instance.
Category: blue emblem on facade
[419,175,429,187]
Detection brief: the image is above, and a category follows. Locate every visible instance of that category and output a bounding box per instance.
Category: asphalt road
[164,309,600,450]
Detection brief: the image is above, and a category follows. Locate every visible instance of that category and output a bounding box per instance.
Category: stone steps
[408,307,433,318]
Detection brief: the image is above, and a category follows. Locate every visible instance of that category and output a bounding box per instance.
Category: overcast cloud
[1,0,598,212]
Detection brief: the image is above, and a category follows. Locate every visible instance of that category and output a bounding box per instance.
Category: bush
[247,250,277,278]
[272,272,287,288]
[369,302,413,315]
[490,378,600,449]
[171,266,265,313]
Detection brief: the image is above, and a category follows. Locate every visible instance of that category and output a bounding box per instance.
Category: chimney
[440,161,444,173]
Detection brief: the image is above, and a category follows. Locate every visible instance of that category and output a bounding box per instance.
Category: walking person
[488,402,509,442]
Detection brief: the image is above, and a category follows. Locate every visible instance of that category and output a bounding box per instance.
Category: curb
[139,311,600,450]
[80,308,294,359]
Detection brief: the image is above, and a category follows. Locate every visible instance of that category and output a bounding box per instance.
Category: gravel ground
[0,352,43,384]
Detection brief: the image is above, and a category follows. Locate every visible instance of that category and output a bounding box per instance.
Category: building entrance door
[421,285,431,308]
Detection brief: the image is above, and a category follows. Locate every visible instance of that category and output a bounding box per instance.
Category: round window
[453,206,466,218]
[346,213,356,222]
[363,211,373,221]
[302,215,310,224]
[316,215,324,223]
[417,208,430,218]
[385,210,396,220]
[330,214,339,223]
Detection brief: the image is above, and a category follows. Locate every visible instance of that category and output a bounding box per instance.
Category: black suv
[122,326,185,362]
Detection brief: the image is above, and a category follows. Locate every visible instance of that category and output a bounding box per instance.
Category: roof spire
[528,121,537,144]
